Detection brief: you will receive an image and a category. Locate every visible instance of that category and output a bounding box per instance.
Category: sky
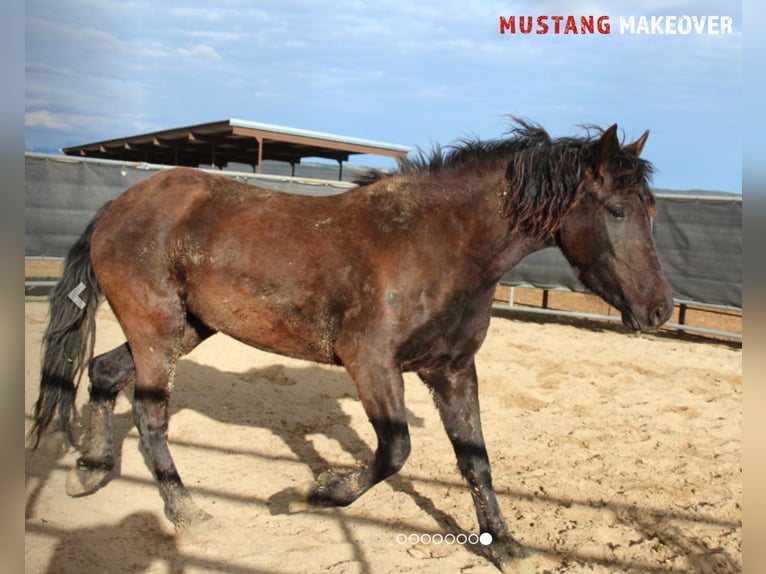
[25,0,742,193]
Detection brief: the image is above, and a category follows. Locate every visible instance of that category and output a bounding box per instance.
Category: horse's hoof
[174,509,213,532]
[173,508,213,531]
[306,470,359,507]
[276,473,358,514]
[176,515,235,544]
[486,537,543,573]
[168,499,213,531]
[66,465,109,497]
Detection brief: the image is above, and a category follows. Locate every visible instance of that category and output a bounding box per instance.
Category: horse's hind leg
[419,360,529,570]
[67,343,135,497]
[128,317,213,529]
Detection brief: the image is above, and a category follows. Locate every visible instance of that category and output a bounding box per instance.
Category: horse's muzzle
[622,297,673,333]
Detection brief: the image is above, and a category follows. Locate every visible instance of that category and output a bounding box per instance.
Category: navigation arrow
[67,282,87,309]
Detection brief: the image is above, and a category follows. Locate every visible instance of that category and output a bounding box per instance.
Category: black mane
[356,117,655,237]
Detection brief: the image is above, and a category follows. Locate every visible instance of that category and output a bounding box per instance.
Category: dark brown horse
[30,119,673,571]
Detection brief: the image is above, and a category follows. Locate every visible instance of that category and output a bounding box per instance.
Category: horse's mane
[356,117,655,237]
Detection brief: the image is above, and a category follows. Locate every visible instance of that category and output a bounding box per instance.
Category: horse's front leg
[307,351,411,507]
[419,360,531,571]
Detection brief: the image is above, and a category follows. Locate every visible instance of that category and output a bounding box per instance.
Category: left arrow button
[67,282,87,309]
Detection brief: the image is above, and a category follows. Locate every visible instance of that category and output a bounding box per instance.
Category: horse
[30,118,673,572]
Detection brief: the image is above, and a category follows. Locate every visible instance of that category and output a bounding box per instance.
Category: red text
[500,15,611,35]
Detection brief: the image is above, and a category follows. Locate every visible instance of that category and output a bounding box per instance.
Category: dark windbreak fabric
[26,154,741,309]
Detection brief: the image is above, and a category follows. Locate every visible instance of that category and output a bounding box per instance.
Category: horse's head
[556,125,674,332]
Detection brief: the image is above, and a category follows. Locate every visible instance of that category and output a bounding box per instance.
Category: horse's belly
[236,313,338,365]
[188,286,342,365]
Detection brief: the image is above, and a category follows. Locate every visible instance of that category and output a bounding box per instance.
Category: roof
[62,119,411,172]
[653,189,742,202]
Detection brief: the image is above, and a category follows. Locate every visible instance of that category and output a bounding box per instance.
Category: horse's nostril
[650,303,668,327]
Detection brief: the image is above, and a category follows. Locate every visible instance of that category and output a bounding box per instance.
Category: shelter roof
[62,119,411,172]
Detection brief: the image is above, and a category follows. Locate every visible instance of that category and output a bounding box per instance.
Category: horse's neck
[437,175,555,283]
[489,231,553,282]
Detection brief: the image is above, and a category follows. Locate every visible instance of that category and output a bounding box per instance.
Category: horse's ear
[624,129,649,157]
[595,124,620,175]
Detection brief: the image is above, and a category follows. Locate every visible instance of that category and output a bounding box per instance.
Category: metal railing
[494,285,742,341]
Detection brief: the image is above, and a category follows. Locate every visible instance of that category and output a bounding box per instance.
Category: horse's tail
[29,202,112,449]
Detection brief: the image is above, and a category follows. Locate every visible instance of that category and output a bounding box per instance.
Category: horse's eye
[607,205,625,220]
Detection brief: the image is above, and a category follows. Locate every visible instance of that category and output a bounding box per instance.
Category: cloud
[23,0,741,192]
[25,110,69,130]
[176,44,223,61]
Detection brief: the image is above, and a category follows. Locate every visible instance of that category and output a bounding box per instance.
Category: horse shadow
[26,355,740,572]
[34,512,183,574]
[27,357,475,565]
[166,359,462,532]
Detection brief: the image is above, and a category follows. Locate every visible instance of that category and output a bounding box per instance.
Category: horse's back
[91,167,334,266]
[89,168,372,362]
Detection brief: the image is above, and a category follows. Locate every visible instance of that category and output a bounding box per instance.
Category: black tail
[29,202,112,449]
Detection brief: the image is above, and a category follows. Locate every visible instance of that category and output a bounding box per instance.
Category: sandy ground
[24,298,742,573]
